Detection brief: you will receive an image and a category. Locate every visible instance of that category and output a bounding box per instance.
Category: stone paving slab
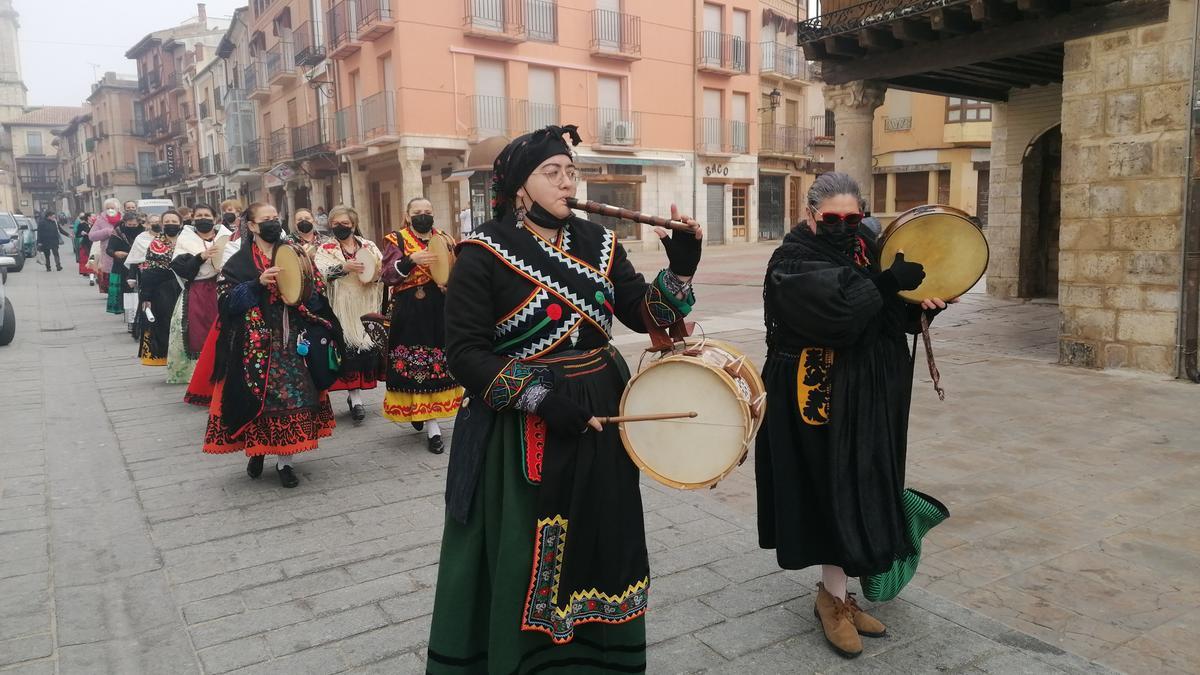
[0,248,1181,674]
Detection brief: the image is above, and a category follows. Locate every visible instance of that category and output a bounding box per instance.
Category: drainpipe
[1178,4,1200,382]
[692,1,699,232]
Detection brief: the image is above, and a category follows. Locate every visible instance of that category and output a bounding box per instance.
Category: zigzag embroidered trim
[465,233,613,335]
[484,361,553,410]
[522,516,649,644]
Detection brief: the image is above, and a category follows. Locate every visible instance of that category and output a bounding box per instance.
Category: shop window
[894,172,928,213]
[872,174,887,214]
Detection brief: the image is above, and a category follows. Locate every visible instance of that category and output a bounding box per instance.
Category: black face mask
[122,225,142,238]
[332,225,354,241]
[524,203,571,231]
[151,224,162,233]
[193,218,215,234]
[182,219,193,226]
[295,220,314,234]
[815,217,859,253]
[410,214,434,234]
[222,212,237,225]
[164,225,182,237]
[257,219,283,244]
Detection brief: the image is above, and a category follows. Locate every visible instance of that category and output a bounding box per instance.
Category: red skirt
[184,322,220,407]
[77,246,90,275]
[202,379,335,457]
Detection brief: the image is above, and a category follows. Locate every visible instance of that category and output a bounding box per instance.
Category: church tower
[0,0,28,123]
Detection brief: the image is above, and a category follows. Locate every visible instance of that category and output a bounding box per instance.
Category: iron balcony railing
[335,105,361,148]
[760,124,813,155]
[593,108,641,146]
[17,172,59,189]
[526,101,559,132]
[525,0,556,42]
[151,162,173,179]
[229,140,261,168]
[798,0,973,43]
[139,70,161,93]
[698,31,749,73]
[292,118,335,159]
[356,0,393,30]
[761,42,807,80]
[244,60,267,95]
[464,0,526,39]
[810,113,835,143]
[468,95,528,139]
[268,128,292,163]
[361,91,397,140]
[327,0,359,52]
[697,118,749,153]
[199,101,210,119]
[294,20,326,65]
[589,9,640,57]
[265,41,296,82]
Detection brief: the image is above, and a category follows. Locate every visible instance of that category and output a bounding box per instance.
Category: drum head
[620,358,750,489]
[273,244,304,305]
[358,253,377,283]
[880,207,988,302]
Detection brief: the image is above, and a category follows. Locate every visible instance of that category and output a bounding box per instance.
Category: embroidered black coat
[755,225,934,577]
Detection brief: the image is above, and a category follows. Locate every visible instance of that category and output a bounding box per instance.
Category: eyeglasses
[533,167,579,185]
[818,211,864,227]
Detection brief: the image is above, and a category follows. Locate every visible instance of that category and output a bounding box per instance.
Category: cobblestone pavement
[1,241,1193,674]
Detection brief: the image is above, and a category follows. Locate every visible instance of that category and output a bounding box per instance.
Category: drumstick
[598,412,698,425]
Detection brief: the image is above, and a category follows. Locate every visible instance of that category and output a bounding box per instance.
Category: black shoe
[56,266,62,271]
[411,421,424,432]
[351,404,366,423]
[427,434,445,454]
[277,465,299,488]
[247,455,264,478]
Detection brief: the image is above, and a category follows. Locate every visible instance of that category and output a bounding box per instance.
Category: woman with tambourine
[201,202,338,489]
[314,205,386,423]
[756,172,955,659]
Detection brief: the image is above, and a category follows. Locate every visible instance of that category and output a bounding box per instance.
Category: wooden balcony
[799,0,1165,100]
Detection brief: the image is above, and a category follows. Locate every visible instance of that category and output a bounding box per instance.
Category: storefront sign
[704,163,730,177]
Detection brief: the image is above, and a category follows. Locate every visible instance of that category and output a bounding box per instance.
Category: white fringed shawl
[314,237,384,352]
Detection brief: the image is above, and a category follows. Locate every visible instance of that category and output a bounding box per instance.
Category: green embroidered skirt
[427,411,647,674]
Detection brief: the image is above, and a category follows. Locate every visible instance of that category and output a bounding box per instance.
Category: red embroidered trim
[524,413,546,484]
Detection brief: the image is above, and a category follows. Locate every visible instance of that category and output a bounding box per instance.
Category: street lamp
[758,88,782,112]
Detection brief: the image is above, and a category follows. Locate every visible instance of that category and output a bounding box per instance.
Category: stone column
[824,80,886,207]
[398,146,425,208]
[348,162,372,238]
[284,183,297,223]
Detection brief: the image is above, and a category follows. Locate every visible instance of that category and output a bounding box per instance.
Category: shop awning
[444,169,474,182]
[574,154,686,168]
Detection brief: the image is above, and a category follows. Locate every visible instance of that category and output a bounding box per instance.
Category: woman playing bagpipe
[425,125,704,673]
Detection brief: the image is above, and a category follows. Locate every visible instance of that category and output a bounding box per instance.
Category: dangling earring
[514,194,527,225]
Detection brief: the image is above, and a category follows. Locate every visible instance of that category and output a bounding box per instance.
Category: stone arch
[1017,123,1062,299]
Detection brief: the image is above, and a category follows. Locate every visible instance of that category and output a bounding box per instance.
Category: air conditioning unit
[603,120,636,146]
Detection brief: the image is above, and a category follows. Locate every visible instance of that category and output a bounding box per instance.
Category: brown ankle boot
[813,583,863,658]
[845,593,887,637]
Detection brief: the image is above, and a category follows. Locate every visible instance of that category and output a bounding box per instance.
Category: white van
[137,199,176,217]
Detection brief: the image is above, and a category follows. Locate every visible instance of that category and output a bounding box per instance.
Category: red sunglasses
[818,211,864,227]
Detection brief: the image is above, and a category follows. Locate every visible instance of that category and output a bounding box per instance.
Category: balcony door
[702,88,721,152]
[471,0,504,32]
[596,0,620,52]
[474,59,507,137]
[701,3,721,66]
[528,67,557,131]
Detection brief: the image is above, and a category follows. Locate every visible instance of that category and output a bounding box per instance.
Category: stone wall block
[1117,310,1177,345]
[1131,178,1184,216]
[1059,338,1100,368]
[1143,287,1182,311]
[1141,83,1189,131]
[1061,96,1104,139]
[1087,184,1128,217]
[1106,141,1154,178]
[1164,40,1192,81]
[1060,283,1106,308]
[1099,33,1133,51]
[1138,25,1167,45]
[1059,219,1111,249]
[1074,252,1125,283]
[1063,307,1118,340]
[1126,251,1179,284]
[1101,285,1177,311]
[1110,217,1182,251]
[1097,54,1130,91]
[1063,40,1093,72]
[1063,70,1096,97]
[1105,343,1129,368]
[1166,0,1196,40]
[1062,142,1102,183]
[1104,91,1141,136]
[1157,135,1188,176]
[1132,344,1174,373]
[1061,184,1091,218]
[1129,48,1164,86]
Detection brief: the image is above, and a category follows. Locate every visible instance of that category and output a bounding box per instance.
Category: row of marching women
[79,195,464,488]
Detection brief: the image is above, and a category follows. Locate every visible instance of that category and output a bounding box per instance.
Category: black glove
[535,393,594,436]
[660,229,702,278]
[874,252,925,295]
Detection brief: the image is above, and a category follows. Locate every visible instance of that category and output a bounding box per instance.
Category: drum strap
[918,313,945,401]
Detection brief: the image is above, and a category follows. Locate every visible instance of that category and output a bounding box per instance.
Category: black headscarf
[491,124,582,219]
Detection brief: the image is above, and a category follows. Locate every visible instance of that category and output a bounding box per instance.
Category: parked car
[0,213,24,272]
[14,215,37,260]
[0,232,16,346]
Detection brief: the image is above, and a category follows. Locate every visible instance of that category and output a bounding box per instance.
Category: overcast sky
[15,0,244,108]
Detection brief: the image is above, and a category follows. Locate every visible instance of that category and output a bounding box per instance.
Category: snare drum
[272,241,315,306]
[879,204,989,303]
[619,339,765,490]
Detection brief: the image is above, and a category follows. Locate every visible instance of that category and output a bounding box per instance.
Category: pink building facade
[324,0,763,247]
